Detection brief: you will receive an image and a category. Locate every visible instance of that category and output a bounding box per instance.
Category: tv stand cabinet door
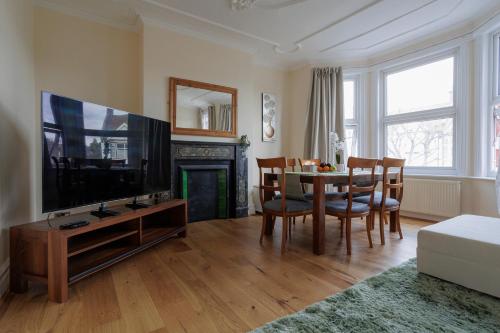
[48,231,68,303]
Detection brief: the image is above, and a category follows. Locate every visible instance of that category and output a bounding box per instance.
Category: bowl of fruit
[317,162,336,172]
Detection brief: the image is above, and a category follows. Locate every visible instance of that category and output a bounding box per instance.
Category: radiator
[400,178,462,218]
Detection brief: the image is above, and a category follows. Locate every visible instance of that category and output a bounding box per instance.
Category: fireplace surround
[171,141,248,222]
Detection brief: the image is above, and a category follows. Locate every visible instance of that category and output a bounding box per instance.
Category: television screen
[41,92,171,213]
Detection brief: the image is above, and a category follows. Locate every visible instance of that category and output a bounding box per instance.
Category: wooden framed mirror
[169,77,237,137]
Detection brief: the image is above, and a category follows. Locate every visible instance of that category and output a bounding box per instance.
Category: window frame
[487,31,500,176]
[343,73,364,158]
[379,48,464,175]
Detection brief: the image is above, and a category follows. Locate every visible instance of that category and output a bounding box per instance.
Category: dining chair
[353,157,405,245]
[273,158,303,226]
[325,157,378,255]
[257,157,313,254]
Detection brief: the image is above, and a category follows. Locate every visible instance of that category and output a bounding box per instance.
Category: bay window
[381,53,458,173]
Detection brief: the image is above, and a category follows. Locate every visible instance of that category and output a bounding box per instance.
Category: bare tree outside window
[384,55,456,169]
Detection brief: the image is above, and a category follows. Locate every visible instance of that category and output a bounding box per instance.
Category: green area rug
[252,259,500,332]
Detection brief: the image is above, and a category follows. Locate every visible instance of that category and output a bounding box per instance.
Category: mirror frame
[169,77,238,138]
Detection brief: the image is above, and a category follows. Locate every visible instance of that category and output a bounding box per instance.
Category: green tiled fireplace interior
[181,169,228,220]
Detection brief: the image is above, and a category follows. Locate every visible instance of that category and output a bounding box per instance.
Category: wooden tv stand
[10,199,187,303]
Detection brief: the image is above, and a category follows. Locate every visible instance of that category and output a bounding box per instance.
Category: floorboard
[0,215,431,333]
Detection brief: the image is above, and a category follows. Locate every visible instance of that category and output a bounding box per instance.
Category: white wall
[0,0,36,295]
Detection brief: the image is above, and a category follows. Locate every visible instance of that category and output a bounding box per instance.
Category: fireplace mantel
[171,141,248,221]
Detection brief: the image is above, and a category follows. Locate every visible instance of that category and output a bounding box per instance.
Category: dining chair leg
[260,213,267,244]
[281,216,288,254]
[346,218,352,255]
[340,218,344,238]
[366,215,373,248]
[288,218,292,240]
[293,217,296,225]
[384,213,389,225]
[302,215,306,224]
[396,210,403,239]
[379,210,385,245]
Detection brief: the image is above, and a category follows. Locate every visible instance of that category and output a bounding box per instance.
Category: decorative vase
[264,122,275,139]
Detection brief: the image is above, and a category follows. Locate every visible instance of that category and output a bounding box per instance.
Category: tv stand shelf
[10,199,187,303]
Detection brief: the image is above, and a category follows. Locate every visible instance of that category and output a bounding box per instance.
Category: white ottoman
[417,214,500,298]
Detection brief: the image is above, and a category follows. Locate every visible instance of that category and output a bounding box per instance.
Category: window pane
[343,80,355,120]
[498,37,500,96]
[493,105,500,169]
[345,127,358,157]
[386,118,453,167]
[386,57,454,115]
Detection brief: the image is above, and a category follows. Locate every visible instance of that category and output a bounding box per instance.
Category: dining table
[264,170,400,255]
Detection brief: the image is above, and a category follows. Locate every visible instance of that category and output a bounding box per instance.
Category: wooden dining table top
[266,170,399,184]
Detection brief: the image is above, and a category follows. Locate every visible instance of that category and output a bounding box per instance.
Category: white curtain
[303,67,344,162]
[217,104,232,131]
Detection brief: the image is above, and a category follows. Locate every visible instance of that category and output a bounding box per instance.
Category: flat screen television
[41,91,171,213]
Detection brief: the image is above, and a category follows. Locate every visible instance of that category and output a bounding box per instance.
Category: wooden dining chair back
[346,157,378,217]
[257,157,287,211]
[256,157,313,253]
[379,157,405,243]
[381,157,404,205]
[324,157,378,255]
[298,158,321,170]
[287,158,298,172]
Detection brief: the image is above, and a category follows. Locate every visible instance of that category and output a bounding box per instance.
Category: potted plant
[239,135,251,157]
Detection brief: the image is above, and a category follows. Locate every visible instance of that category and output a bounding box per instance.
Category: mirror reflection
[176,86,233,132]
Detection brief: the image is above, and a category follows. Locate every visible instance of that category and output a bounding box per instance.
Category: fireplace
[171,141,248,222]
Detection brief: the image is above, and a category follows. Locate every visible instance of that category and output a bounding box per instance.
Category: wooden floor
[0,215,431,333]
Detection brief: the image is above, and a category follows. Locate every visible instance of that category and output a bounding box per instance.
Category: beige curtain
[303,67,344,162]
[208,105,216,130]
[217,104,232,131]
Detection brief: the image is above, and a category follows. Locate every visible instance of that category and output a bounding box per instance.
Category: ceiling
[36,0,500,69]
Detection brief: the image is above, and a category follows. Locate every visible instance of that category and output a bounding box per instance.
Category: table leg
[313,176,326,255]
[264,174,275,235]
[390,178,397,232]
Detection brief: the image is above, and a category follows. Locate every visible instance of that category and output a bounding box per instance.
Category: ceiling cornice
[139,16,259,55]
[141,0,280,47]
[34,0,139,32]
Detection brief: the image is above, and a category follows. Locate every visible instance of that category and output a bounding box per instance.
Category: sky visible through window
[386,57,454,115]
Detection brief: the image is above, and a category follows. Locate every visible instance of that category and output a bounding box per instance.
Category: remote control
[59,220,90,230]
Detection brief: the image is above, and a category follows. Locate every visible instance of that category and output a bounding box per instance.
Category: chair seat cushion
[325,200,370,214]
[263,199,313,213]
[304,192,347,200]
[352,192,400,208]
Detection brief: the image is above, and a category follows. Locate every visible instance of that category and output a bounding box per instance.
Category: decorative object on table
[332,132,345,172]
[252,258,500,333]
[262,93,277,142]
[239,134,251,157]
[317,162,336,172]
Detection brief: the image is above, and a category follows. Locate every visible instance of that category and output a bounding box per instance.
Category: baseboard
[400,210,449,222]
[0,260,9,298]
